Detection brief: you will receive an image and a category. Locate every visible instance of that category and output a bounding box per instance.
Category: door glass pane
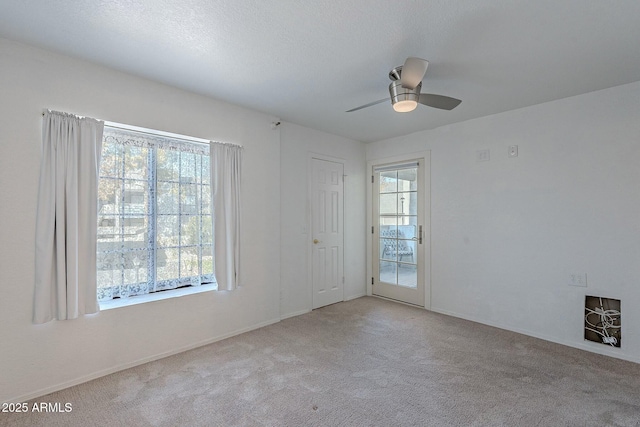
[379,193,397,215]
[379,218,397,232]
[380,238,396,261]
[398,168,417,190]
[397,239,416,264]
[379,171,397,193]
[398,216,417,240]
[398,191,417,215]
[379,261,397,284]
[397,263,417,288]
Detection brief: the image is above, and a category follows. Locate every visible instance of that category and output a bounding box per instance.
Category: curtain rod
[42,109,243,149]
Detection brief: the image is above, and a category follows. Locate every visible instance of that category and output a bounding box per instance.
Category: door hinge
[342,276,345,284]
[371,175,374,183]
[371,226,374,234]
[371,277,374,285]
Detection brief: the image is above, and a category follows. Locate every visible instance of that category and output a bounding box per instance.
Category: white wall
[3,34,635,404]
[0,38,287,402]
[279,123,366,318]
[367,81,640,363]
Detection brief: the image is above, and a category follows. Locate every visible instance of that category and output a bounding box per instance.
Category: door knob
[313,239,319,244]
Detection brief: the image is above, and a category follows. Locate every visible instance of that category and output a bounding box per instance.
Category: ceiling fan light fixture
[392,100,418,113]
[389,80,421,113]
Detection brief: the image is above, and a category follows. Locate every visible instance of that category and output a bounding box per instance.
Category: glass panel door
[373,161,424,306]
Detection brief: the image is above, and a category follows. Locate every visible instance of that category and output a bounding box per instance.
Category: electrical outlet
[568,273,587,287]
[508,145,518,158]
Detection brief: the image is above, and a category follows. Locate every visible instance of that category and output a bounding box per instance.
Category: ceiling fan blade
[418,94,462,110]
[400,57,429,89]
[346,98,389,112]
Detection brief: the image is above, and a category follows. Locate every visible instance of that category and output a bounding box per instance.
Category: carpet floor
[2,296,640,426]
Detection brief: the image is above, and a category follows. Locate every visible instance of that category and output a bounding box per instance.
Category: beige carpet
[2,297,640,426]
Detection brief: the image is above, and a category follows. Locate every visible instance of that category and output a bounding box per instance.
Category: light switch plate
[476,149,490,162]
[568,273,587,287]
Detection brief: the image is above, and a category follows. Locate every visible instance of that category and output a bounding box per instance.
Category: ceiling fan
[346,57,462,113]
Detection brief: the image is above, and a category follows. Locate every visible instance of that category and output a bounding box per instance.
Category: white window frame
[97,122,217,310]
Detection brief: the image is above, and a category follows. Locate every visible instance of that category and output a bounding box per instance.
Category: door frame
[367,151,431,309]
[307,152,346,310]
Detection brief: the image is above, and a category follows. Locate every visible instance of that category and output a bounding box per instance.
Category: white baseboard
[279,294,365,320]
[344,292,366,301]
[280,308,311,320]
[7,317,281,404]
[430,306,640,365]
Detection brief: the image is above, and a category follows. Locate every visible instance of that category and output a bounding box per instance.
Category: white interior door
[372,160,425,306]
[311,158,344,309]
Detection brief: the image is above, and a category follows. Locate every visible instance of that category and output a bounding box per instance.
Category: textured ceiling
[1,0,640,142]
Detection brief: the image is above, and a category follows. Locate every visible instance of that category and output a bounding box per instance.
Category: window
[97,126,215,301]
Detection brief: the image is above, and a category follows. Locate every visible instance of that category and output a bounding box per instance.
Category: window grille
[96,127,214,301]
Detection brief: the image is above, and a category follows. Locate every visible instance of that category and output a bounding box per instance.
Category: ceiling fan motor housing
[389,81,421,112]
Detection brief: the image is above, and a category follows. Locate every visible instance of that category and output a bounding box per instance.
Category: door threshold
[371,294,425,309]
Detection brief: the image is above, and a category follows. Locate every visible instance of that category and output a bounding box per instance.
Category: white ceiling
[1,1,639,142]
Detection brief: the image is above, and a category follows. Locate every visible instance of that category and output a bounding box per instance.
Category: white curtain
[34,110,104,323]
[211,142,243,290]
